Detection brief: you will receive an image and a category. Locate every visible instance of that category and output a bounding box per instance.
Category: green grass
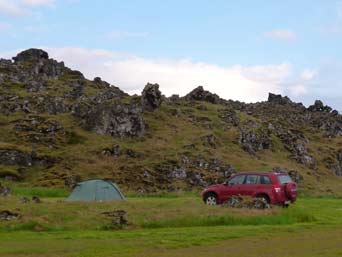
[0,195,338,232]
[0,196,341,256]
[11,186,69,198]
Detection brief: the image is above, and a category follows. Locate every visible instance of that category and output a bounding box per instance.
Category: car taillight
[274,187,281,193]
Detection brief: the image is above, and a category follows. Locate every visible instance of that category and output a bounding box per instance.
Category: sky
[0,0,341,110]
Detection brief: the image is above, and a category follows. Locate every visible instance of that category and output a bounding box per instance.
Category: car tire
[256,194,270,204]
[205,193,218,205]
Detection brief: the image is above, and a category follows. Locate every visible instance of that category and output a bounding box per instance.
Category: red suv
[202,172,297,206]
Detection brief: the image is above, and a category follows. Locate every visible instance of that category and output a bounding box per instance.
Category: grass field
[1,191,342,257]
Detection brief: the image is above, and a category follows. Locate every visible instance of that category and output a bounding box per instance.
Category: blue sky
[0,0,341,110]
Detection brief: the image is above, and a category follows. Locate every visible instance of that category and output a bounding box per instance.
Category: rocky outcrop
[268,93,292,105]
[75,103,145,138]
[13,116,65,145]
[278,130,316,169]
[36,96,70,114]
[218,109,240,126]
[13,49,65,80]
[238,123,272,156]
[0,149,33,166]
[308,100,332,113]
[311,116,342,138]
[141,83,162,111]
[184,86,220,104]
[13,49,49,63]
[201,134,218,148]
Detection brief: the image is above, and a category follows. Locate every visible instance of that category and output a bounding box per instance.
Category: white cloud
[39,47,293,103]
[0,0,54,16]
[263,29,297,42]
[288,69,318,97]
[106,31,149,40]
[22,0,55,6]
[300,69,317,81]
[289,84,308,97]
[0,0,26,16]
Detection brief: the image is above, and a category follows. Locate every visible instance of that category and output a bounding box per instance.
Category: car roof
[236,171,285,176]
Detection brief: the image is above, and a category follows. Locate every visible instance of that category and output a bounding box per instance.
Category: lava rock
[238,126,272,156]
[0,149,33,166]
[32,196,41,203]
[141,83,162,111]
[201,134,218,148]
[102,145,122,156]
[218,109,240,126]
[0,210,21,221]
[308,100,332,112]
[268,93,292,105]
[76,103,145,138]
[13,49,49,63]
[184,86,220,104]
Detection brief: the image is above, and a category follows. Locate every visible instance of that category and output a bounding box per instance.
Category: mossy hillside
[1,49,342,194]
[1,98,341,193]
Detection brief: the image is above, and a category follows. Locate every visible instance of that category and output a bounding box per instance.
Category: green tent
[66,179,125,202]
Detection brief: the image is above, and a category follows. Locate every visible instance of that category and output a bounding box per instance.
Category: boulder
[13,49,65,79]
[102,145,122,156]
[20,197,30,203]
[0,149,33,166]
[268,93,292,105]
[184,86,220,104]
[13,49,49,63]
[278,131,317,169]
[93,77,110,88]
[238,126,272,156]
[218,109,240,126]
[308,100,332,112]
[32,196,41,203]
[141,83,162,111]
[75,103,145,138]
[0,210,21,221]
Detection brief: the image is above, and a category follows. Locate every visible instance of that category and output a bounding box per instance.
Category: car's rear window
[277,175,293,184]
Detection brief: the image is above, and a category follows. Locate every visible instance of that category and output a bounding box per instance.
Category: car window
[278,175,292,184]
[244,175,259,184]
[260,175,272,184]
[228,175,246,185]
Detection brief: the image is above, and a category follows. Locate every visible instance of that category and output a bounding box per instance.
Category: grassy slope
[1,100,341,193]
[1,69,342,194]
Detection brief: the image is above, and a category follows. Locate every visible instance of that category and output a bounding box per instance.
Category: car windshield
[278,175,292,184]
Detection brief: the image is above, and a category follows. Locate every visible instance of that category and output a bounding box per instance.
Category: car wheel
[205,193,218,205]
[256,195,270,204]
